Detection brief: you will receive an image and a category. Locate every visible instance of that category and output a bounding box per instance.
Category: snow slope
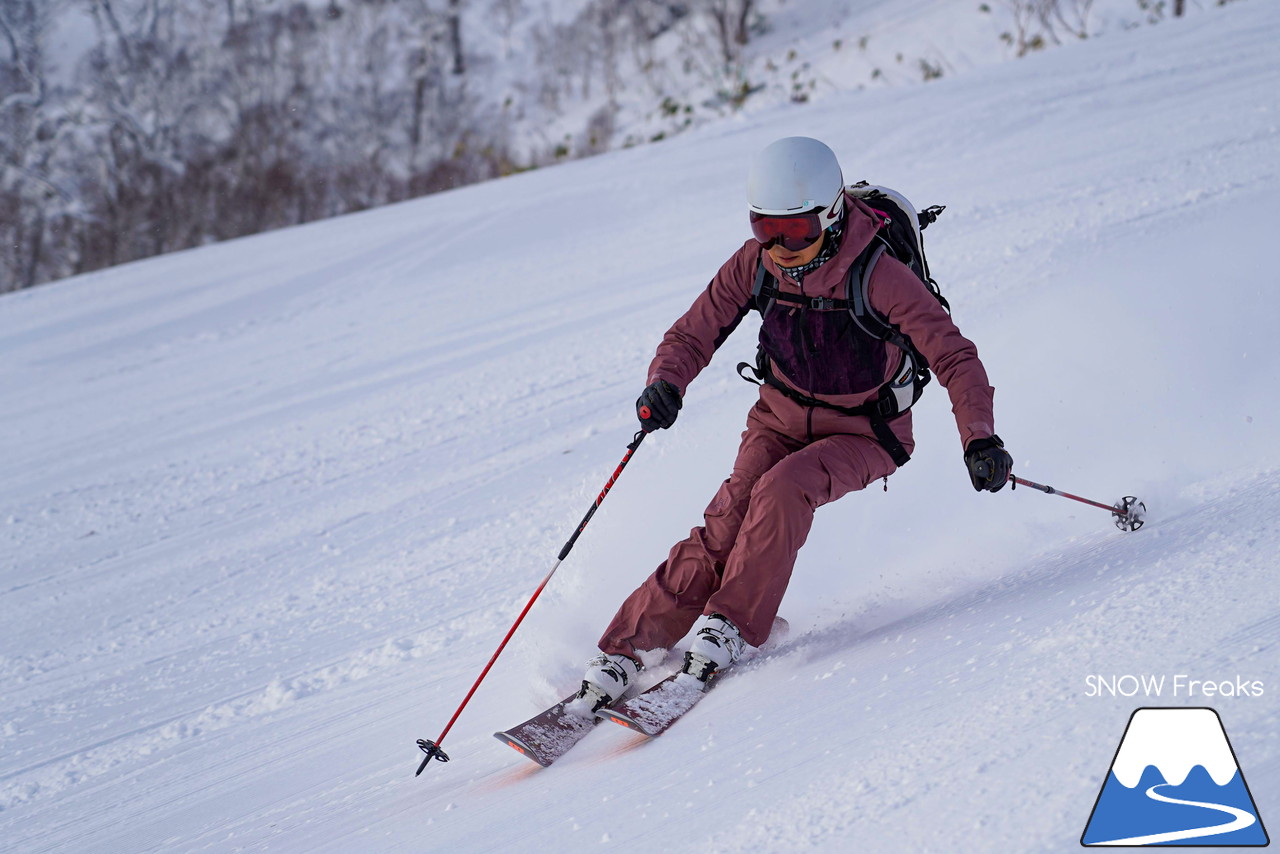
[3,3,1279,852]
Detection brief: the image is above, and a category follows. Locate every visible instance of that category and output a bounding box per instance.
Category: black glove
[637,380,682,431]
[964,435,1012,493]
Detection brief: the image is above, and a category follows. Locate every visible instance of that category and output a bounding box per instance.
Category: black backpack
[739,183,948,465]
[846,182,948,312]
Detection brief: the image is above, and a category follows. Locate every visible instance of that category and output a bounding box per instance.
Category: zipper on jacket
[798,308,819,392]
[793,273,821,393]
[801,270,814,440]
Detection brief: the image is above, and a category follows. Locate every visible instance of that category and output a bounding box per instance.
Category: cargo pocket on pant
[816,439,888,506]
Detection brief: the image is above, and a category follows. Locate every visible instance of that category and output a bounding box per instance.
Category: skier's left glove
[637,380,682,432]
[965,435,1012,493]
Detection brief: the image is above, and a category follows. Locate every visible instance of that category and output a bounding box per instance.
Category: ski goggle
[749,210,827,251]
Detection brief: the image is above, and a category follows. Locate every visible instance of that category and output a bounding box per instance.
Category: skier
[575,137,1012,711]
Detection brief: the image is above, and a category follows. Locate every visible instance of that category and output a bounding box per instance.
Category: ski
[493,695,599,767]
[595,672,709,737]
[499,618,792,759]
[597,616,791,738]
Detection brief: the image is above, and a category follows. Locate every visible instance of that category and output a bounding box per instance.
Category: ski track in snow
[3,3,1280,852]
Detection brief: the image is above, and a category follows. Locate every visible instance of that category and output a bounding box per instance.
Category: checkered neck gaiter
[776,218,845,284]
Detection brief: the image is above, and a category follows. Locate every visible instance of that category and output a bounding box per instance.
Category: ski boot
[572,652,642,714]
[679,613,745,686]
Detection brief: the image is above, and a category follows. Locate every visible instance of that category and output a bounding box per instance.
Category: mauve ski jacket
[646,195,997,453]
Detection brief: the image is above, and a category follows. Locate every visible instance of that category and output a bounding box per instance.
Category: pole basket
[1114,496,1146,532]
[416,739,450,776]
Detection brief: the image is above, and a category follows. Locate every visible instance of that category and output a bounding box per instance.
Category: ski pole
[415,429,649,775]
[1008,473,1146,532]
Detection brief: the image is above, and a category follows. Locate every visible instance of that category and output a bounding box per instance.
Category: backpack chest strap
[770,292,853,311]
[752,238,880,314]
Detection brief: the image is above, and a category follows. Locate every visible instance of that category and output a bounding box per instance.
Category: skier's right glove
[964,435,1012,492]
[637,380,682,432]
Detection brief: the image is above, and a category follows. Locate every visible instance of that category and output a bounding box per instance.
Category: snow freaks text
[1085,675,1266,699]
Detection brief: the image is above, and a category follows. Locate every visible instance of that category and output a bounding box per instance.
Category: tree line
[0,0,512,291]
[1,0,768,293]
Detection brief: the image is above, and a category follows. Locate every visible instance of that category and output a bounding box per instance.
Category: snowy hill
[3,3,1279,852]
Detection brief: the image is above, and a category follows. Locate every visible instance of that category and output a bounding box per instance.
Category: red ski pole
[1009,473,1146,532]
[415,429,649,775]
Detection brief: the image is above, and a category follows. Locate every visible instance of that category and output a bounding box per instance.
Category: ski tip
[493,731,554,767]
[596,709,658,737]
[596,708,643,731]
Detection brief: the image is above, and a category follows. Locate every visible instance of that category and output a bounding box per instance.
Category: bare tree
[1041,0,1096,40]
[0,0,76,291]
[447,0,464,75]
[706,0,755,67]
[1001,0,1047,56]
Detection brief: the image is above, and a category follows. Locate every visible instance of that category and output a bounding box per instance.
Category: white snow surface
[3,4,1280,852]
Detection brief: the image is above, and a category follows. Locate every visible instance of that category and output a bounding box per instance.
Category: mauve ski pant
[598,402,898,655]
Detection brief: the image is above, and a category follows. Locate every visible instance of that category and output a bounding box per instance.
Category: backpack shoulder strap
[846,240,891,339]
[751,255,776,315]
[846,239,931,371]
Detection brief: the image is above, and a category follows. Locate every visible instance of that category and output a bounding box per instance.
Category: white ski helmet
[747,137,845,227]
